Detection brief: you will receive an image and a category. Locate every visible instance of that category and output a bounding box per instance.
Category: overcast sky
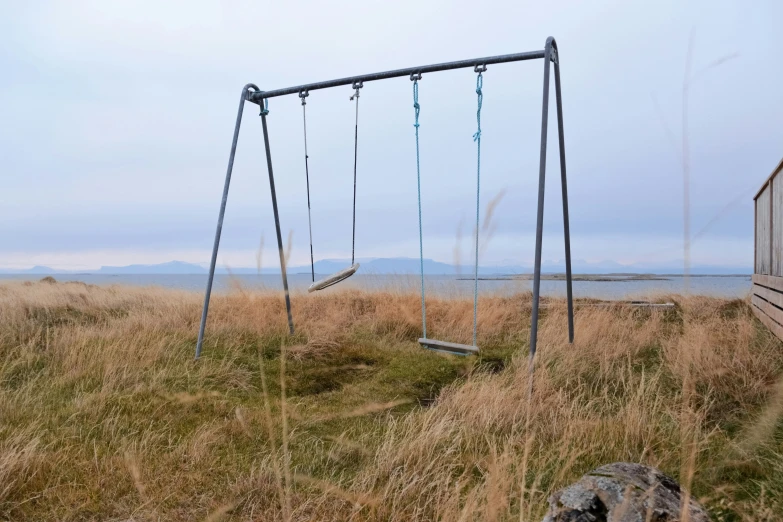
[2,0,782,270]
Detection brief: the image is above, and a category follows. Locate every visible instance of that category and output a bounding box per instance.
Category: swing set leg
[195,84,294,360]
[260,110,295,336]
[195,84,256,360]
[553,43,575,344]
[529,37,574,366]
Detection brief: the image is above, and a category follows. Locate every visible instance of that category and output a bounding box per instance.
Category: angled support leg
[529,42,552,362]
[259,104,295,335]
[196,83,260,359]
[529,37,575,365]
[552,40,575,343]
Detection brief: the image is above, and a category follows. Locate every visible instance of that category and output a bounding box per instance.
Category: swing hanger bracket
[349,81,363,100]
[299,89,309,105]
[474,64,487,73]
[410,71,422,81]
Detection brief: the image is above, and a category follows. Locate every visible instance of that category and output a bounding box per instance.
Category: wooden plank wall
[752,275,783,339]
[753,158,783,337]
[756,185,771,274]
[774,177,783,275]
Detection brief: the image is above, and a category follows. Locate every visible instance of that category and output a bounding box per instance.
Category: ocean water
[0,273,752,300]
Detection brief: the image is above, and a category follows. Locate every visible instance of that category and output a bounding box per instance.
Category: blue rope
[472,72,483,346]
[259,98,269,116]
[413,79,426,339]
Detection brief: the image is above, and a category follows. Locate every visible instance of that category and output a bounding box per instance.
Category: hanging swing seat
[418,338,479,356]
[308,263,360,292]
[410,70,484,359]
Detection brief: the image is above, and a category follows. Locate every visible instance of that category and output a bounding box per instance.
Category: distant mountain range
[0,258,752,275]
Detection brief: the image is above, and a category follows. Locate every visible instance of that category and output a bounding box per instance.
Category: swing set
[195,37,574,361]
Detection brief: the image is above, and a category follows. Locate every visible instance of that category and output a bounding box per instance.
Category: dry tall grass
[0,280,781,521]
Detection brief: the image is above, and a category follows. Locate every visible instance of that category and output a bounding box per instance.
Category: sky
[1,0,782,271]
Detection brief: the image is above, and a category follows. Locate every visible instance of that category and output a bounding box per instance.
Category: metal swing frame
[194,36,574,360]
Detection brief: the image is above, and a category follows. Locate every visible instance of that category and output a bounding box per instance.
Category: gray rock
[542,462,710,522]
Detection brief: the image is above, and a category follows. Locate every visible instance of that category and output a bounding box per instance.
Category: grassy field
[0,280,782,521]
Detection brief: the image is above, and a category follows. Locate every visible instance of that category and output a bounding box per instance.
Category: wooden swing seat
[418,338,479,356]
[307,263,360,292]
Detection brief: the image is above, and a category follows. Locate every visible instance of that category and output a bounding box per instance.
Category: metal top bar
[247,50,546,103]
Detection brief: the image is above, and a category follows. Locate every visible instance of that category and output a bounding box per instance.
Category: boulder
[542,462,710,522]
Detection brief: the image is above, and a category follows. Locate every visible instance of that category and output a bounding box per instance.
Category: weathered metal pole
[259,104,295,335]
[529,40,553,361]
[552,39,575,343]
[195,84,259,359]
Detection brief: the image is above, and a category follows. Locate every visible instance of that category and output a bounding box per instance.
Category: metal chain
[412,74,426,338]
[350,82,363,265]
[300,90,315,282]
[472,67,485,346]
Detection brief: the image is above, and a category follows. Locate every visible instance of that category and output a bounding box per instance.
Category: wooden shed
[753,157,783,337]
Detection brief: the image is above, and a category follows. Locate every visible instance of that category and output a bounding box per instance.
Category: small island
[457,273,670,282]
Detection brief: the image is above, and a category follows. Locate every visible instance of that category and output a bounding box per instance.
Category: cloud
[1,0,781,270]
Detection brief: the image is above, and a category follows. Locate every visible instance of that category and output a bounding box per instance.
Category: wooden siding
[756,185,771,274]
[774,175,783,275]
[751,274,783,340]
[753,158,783,341]
[752,273,783,292]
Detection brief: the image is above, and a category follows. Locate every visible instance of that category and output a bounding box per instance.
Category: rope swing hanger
[304,82,363,293]
[415,65,486,356]
[299,89,315,282]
